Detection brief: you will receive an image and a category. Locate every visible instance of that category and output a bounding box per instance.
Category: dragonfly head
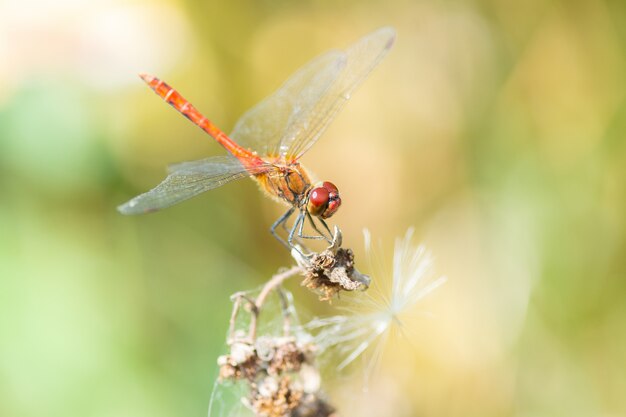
[307,181,341,219]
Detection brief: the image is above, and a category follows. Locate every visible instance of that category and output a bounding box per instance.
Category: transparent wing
[229,51,346,157]
[281,26,396,159]
[117,156,269,215]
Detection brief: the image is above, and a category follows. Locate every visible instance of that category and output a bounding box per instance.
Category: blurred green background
[1,0,626,416]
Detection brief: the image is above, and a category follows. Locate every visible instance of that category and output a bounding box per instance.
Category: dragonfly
[118,27,396,249]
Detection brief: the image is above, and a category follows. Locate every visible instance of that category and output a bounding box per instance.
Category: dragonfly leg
[280,209,307,247]
[297,212,328,242]
[287,211,314,257]
[317,217,333,238]
[301,211,332,243]
[288,211,305,247]
[271,207,295,250]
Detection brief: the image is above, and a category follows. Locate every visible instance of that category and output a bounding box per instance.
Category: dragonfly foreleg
[302,211,333,243]
[279,209,307,247]
[271,207,295,250]
[286,211,313,257]
[288,211,305,246]
[316,217,333,238]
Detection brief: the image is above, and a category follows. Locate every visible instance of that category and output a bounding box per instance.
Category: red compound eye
[322,181,338,194]
[308,182,341,218]
[309,187,329,208]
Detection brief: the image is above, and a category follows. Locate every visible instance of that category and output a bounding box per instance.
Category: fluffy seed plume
[305,228,447,371]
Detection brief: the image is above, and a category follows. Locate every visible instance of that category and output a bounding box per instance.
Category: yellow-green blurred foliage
[1,0,625,416]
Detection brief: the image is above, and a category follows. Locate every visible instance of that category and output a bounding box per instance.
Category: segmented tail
[139,73,264,167]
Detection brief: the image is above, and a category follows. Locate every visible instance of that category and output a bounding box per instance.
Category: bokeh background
[2,0,626,416]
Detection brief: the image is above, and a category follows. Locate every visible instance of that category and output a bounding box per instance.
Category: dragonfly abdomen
[139,73,265,169]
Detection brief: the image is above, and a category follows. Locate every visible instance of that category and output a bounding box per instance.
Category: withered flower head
[292,226,370,301]
[249,375,303,417]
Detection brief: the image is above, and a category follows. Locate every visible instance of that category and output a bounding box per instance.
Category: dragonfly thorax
[252,163,312,207]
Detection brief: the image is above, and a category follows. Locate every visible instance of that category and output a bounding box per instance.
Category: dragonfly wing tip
[116,204,130,215]
[380,26,397,49]
[117,200,138,215]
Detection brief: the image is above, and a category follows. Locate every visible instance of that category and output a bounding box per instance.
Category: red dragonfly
[118,27,396,249]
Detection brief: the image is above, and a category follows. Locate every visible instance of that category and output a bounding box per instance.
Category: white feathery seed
[305,228,446,373]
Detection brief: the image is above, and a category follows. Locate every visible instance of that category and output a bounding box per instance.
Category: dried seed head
[250,375,303,417]
[231,341,256,363]
[293,227,370,301]
[267,339,313,376]
[214,284,338,417]
[218,354,259,381]
[218,341,259,381]
[302,247,367,301]
[256,336,277,362]
[218,334,317,385]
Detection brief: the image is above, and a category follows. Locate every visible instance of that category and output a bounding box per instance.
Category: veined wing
[229,50,346,158]
[280,27,396,160]
[117,156,270,215]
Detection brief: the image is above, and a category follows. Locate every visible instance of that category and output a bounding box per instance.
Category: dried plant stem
[228,266,303,344]
[250,265,302,340]
[227,292,258,344]
[256,266,302,309]
[275,288,292,337]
